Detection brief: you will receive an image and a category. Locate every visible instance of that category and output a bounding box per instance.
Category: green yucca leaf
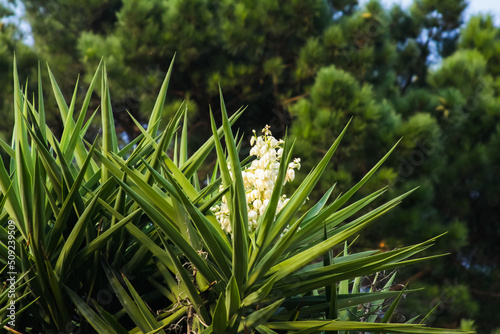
[124,100,184,174]
[14,137,31,240]
[81,106,99,139]
[337,243,350,328]
[288,239,434,286]
[265,120,351,254]
[305,139,402,230]
[125,224,176,275]
[54,195,99,276]
[107,172,127,256]
[218,88,249,289]
[173,186,202,249]
[292,187,387,249]
[46,63,97,177]
[140,159,189,206]
[162,155,199,200]
[173,134,179,166]
[240,298,285,331]
[420,301,442,325]
[366,271,397,322]
[326,190,414,243]
[49,64,99,173]
[407,315,420,324]
[123,117,165,178]
[31,150,47,254]
[0,269,32,303]
[91,301,129,334]
[144,103,185,178]
[170,199,201,253]
[117,131,144,159]
[65,286,118,334]
[377,253,447,271]
[242,275,277,307]
[45,139,95,255]
[246,206,302,291]
[209,109,231,191]
[113,175,219,285]
[43,258,71,328]
[0,139,15,159]
[24,124,64,202]
[144,307,188,334]
[302,184,336,223]
[152,258,186,302]
[156,232,211,326]
[264,321,473,333]
[197,184,229,214]
[1,295,39,326]
[323,222,337,322]
[74,207,141,263]
[0,192,7,220]
[225,275,241,327]
[181,107,244,179]
[204,168,222,197]
[63,91,93,168]
[59,75,80,154]
[180,111,188,166]
[46,64,69,120]
[13,58,33,176]
[52,140,97,273]
[92,149,123,180]
[164,171,232,279]
[78,59,103,128]
[0,246,11,269]
[212,294,228,333]
[347,275,362,321]
[255,325,279,334]
[124,127,161,169]
[43,121,79,189]
[126,108,160,146]
[270,208,389,284]
[147,55,175,137]
[147,274,177,304]
[36,62,46,142]
[287,140,401,259]
[273,246,441,297]
[103,262,158,332]
[381,284,408,323]
[279,289,421,312]
[101,64,118,182]
[10,65,32,239]
[107,154,175,217]
[268,189,416,282]
[291,324,326,334]
[0,160,24,239]
[121,273,166,333]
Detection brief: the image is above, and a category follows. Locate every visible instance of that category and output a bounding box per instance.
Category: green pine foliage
[289,65,400,196]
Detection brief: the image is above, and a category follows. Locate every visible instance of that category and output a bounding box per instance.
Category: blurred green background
[1,0,499,332]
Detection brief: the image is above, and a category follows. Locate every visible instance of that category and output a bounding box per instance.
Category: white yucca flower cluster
[212,125,301,233]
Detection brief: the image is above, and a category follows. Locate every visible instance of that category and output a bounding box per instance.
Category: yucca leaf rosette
[0,60,473,334]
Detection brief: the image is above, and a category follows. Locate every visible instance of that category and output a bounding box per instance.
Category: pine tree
[285,3,499,330]
[75,0,333,141]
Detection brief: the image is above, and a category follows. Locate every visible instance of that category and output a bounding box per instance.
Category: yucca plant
[0,57,473,334]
